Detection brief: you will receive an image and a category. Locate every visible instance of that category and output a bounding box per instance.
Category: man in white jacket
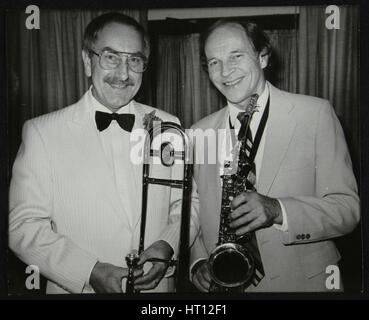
[9,12,189,294]
[190,19,359,292]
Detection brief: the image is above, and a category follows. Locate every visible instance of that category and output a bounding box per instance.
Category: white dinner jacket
[189,83,360,291]
[9,91,183,294]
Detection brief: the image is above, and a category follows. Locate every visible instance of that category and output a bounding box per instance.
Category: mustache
[105,77,135,86]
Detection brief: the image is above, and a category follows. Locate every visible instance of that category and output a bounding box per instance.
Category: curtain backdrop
[298,5,359,173]
[7,9,147,163]
[156,33,225,128]
[155,6,359,173]
[265,29,298,94]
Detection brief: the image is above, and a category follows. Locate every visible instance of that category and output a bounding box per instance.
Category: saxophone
[208,94,259,293]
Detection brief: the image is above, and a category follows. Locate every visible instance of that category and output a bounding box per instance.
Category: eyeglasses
[89,49,148,73]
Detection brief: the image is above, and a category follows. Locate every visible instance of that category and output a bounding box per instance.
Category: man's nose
[220,61,235,77]
[115,57,129,80]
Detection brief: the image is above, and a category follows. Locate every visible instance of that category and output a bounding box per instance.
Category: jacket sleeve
[279,102,360,245]
[9,120,98,293]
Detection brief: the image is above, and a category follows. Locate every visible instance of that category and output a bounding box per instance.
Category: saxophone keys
[236,233,252,243]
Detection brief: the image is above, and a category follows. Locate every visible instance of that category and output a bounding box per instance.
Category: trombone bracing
[126,122,192,293]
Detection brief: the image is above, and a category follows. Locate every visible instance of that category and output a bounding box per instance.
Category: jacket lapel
[67,93,134,228]
[258,84,296,195]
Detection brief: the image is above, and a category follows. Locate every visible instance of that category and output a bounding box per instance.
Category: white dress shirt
[87,88,140,226]
[84,88,141,289]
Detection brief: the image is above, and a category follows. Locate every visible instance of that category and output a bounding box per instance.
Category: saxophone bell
[208,243,255,289]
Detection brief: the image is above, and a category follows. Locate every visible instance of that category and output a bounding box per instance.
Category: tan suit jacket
[9,92,181,294]
[190,83,360,292]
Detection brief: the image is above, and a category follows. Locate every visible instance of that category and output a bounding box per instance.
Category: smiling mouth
[108,82,132,89]
[223,77,243,87]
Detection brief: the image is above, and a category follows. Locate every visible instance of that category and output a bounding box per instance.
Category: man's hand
[89,261,142,293]
[133,240,174,291]
[229,191,282,235]
[191,259,211,292]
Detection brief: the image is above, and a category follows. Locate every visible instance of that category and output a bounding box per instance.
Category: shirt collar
[228,82,269,128]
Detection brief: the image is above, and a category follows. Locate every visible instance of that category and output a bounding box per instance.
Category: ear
[258,48,270,70]
[82,50,92,77]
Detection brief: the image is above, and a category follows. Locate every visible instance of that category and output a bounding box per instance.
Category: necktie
[236,111,265,286]
[95,111,135,132]
[237,113,256,189]
[237,111,249,141]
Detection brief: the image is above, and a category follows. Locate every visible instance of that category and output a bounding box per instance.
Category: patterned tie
[236,112,265,286]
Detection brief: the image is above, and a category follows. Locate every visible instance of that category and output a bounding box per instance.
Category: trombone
[126,122,192,293]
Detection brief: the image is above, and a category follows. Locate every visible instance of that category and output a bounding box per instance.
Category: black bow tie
[95,111,135,132]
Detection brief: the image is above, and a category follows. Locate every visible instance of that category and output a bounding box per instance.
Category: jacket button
[301,234,306,240]
[306,234,311,239]
[296,234,301,240]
